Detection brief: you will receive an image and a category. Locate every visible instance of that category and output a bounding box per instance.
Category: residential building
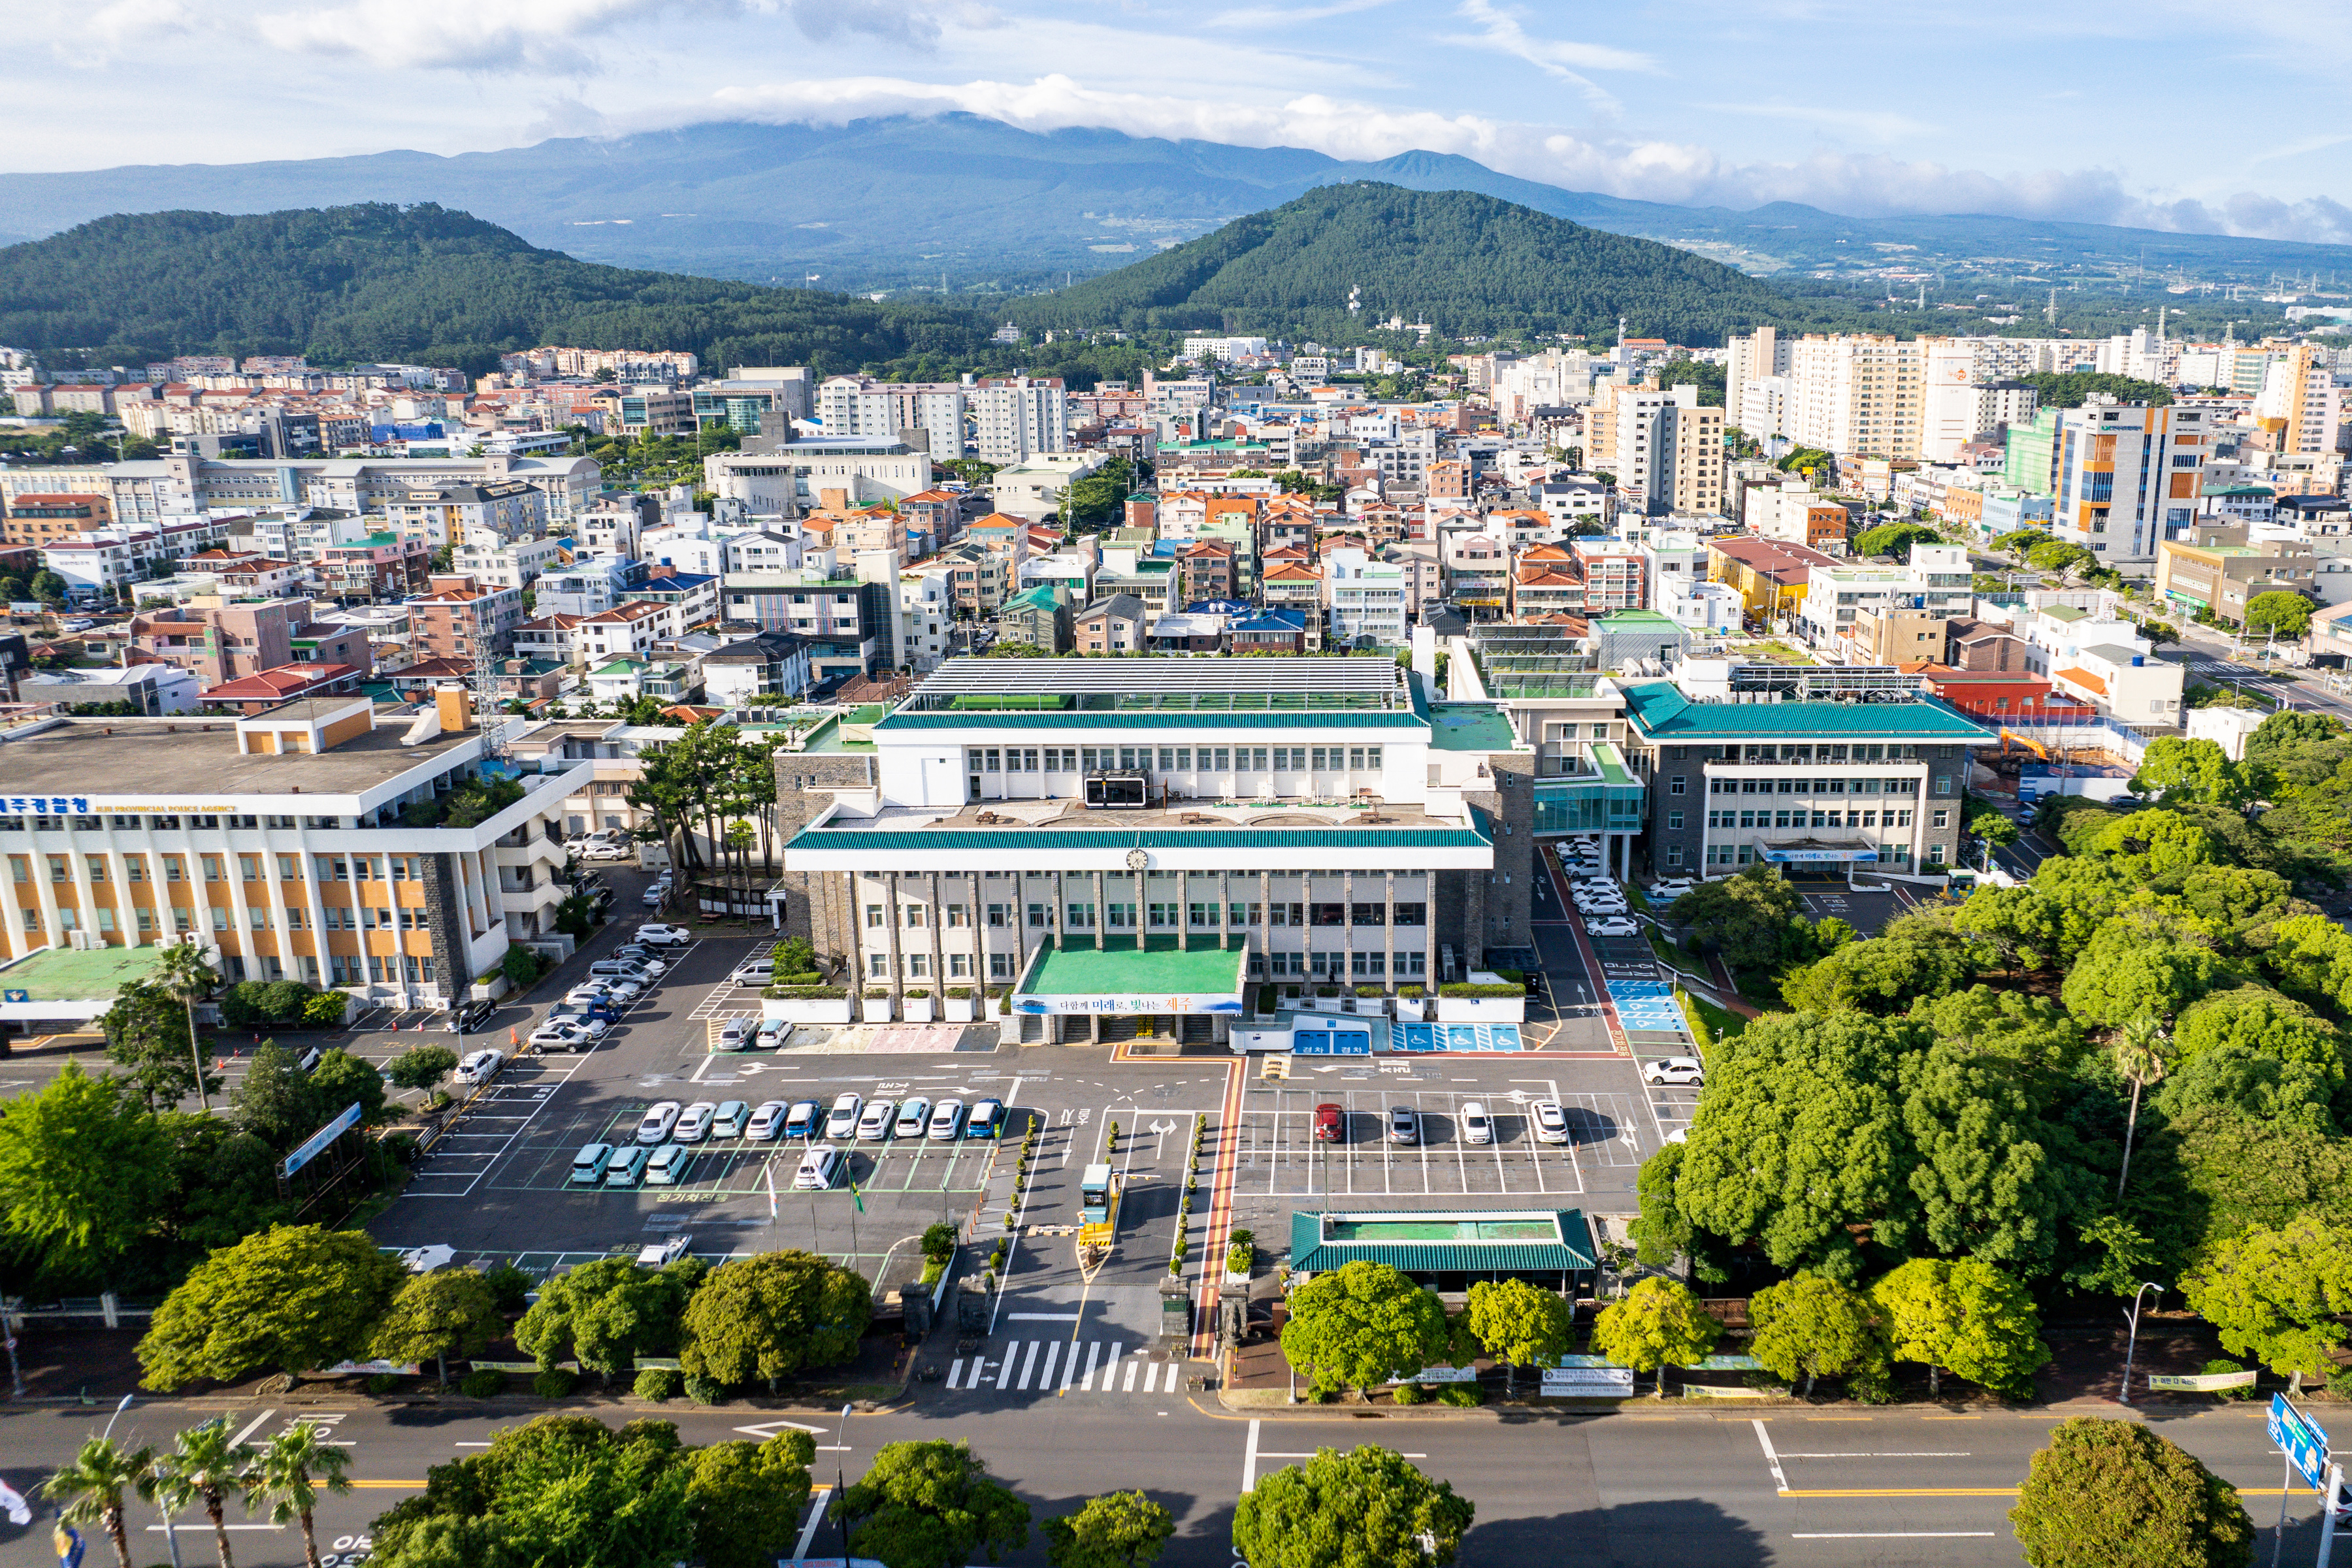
[384,479,546,551]
[2155,523,2319,626]
[1073,593,1148,655]
[2044,397,2213,564]
[999,583,1073,654]
[1992,600,2185,724]
[1261,560,1324,618]
[705,436,934,512]
[451,534,567,593]
[1659,574,1744,634]
[617,387,694,437]
[1748,485,1853,552]
[19,662,201,716]
[576,602,674,663]
[0,453,600,527]
[409,574,525,662]
[1585,381,1724,516]
[1325,549,1408,648]
[510,613,583,665]
[1784,334,1929,461]
[319,532,431,602]
[127,600,297,685]
[1795,544,1973,653]
[0,693,586,996]
[199,662,368,713]
[2,493,112,549]
[2253,346,2343,458]
[1571,538,1648,614]
[971,376,1070,463]
[1723,327,1790,436]
[815,376,967,457]
[1441,529,1511,617]
[1705,536,1837,626]
[699,631,817,707]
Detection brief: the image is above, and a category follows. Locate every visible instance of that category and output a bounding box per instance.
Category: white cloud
[1700,101,1936,143]
[1449,0,1655,109]
[659,73,2352,244]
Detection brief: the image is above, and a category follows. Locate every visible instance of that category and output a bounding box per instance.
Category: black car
[446,996,498,1034]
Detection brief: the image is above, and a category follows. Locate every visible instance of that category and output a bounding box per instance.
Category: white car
[634,924,691,947]
[894,1097,932,1139]
[581,976,644,1004]
[1646,880,1695,900]
[455,1049,504,1085]
[1531,1100,1572,1145]
[642,887,668,908]
[610,947,670,974]
[636,1235,693,1267]
[581,841,630,861]
[529,1019,606,1051]
[674,1102,717,1143]
[636,1100,683,1143]
[823,1092,862,1141]
[1586,917,1639,938]
[928,1098,966,1141]
[1644,1057,1706,1086]
[856,1098,896,1141]
[715,1018,753,1049]
[1576,902,1629,917]
[1460,1102,1493,1145]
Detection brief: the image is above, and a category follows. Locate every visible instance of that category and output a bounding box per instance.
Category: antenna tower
[472,642,508,762]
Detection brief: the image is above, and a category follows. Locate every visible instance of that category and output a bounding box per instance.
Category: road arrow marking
[733,1419,827,1439]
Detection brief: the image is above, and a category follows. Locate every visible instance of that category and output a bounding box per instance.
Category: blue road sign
[2272,1392,2330,1488]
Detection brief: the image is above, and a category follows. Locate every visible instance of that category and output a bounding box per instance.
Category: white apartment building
[1324,549,1409,647]
[1920,352,2039,463]
[1181,337,1270,363]
[896,564,953,673]
[2255,348,2343,458]
[0,454,602,527]
[1786,335,1929,461]
[971,378,1070,464]
[2048,398,2211,565]
[1586,382,1724,516]
[1737,376,1790,443]
[1988,599,2184,724]
[1793,544,1974,651]
[814,377,968,458]
[451,535,567,592]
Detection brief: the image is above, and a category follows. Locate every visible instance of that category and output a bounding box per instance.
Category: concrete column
[928,870,945,994]
[101,844,134,948]
[63,841,99,953]
[1,847,33,958]
[1424,875,1437,992]
[1383,870,1396,993]
[1092,870,1105,951]
[1220,868,1233,950]
[297,847,329,987]
[1342,870,1355,992]
[884,872,904,1001]
[1258,869,1272,1001]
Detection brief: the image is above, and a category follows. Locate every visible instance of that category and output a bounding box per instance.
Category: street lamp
[99,1392,134,1443]
[2116,1281,2164,1406]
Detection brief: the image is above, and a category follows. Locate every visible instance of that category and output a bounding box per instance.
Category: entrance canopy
[1012,939,1247,1016]
[1757,836,1880,864]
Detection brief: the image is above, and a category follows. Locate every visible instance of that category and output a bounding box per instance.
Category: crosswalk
[945,1340,1185,1397]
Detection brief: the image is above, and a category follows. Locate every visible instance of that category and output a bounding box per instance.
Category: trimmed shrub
[634,1367,681,1401]
[683,1373,725,1405]
[532,1368,578,1399]
[459,1368,506,1398]
[921,1222,957,1263]
[2205,1359,2260,1400]
[1391,1382,1428,1405]
[1439,1382,1484,1407]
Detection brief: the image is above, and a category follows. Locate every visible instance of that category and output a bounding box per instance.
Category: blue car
[966,1099,1006,1140]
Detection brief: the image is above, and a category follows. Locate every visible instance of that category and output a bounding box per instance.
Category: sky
[10,0,2352,242]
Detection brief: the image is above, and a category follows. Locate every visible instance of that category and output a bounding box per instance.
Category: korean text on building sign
[1,798,94,815]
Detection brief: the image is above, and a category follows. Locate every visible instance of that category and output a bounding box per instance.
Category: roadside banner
[2147,1369,2257,1393]
[1386,1365,1480,1384]
[1543,1366,1637,1396]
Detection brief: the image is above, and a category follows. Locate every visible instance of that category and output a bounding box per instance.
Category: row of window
[12,901,431,936]
[866,948,1431,981]
[867,901,1429,930]
[1704,808,1924,830]
[1695,842,1942,866]
[0,813,348,833]
[1667,743,1951,764]
[970,745,1384,775]
[1701,776,1943,798]
[13,851,438,886]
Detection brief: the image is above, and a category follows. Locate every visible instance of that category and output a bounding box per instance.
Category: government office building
[0,692,585,1022]
[779,659,1535,1041]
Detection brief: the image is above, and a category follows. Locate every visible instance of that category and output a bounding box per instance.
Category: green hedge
[761,985,847,999]
[1439,982,1523,998]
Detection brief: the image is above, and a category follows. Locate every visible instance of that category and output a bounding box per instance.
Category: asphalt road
[3,1390,2338,1568]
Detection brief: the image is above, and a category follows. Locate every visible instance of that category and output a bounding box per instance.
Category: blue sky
[10,0,2352,242]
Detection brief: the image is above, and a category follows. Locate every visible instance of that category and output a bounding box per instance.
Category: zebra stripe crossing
[947,1341,1183,1397]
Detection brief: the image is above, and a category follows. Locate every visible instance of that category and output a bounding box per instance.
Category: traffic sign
[2272,1393,2330,1487]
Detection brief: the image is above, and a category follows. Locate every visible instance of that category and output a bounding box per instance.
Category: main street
[1,1390,2339,1567]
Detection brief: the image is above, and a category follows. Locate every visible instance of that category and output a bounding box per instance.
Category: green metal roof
[1620,681,1995,742]
[874,710,1424,731]
[789,822,1492,853]
[1290,1210,1596,1274]
[1020,939,1245,996]
[1427,702,1521,753]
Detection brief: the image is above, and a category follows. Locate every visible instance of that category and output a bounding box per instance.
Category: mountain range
[3,115,2348,295]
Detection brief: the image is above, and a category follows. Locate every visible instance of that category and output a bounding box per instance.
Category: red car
[1313,1103,1346,1143]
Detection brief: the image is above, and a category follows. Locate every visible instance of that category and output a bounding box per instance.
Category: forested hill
[1010,182,1873,342]
[0,204,993,374]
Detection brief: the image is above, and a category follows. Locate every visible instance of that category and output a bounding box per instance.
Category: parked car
[455,1049,504,1085]
[645,1144,694,1186]
[610,947,669,974]
[747,1100,790,1141]
[530,1020,604,1052]
[548,999,616,1026]
[568,1143,614,1185]
[784,1100,821,1139]
[894,1097,932,1139]
[635,924,691,947]
[1313,1102,1345,1142]
[674,1102,717,1143]
[966,1098,1006,1139]
[856,1099,896,1141]
[715,1018,753,1050]
[824,1093,862,1141]
[1389,1105,1420,1145]
[642,886,667,908]
[794,1145,843,1190]
[755,1019,794,1050]
[588,960,654,985]
[1644,1057,1706,1086]
[566,983,621,1008]
[636,1235,693,1267]
[1586,917,1639,938]
[710,1101,751,1139]
[603,1145,651,1187]
[1461,1102,1493,1144]
[731,958,774,987]
[927,1098,966,1141]
[636,1100,683,1144]
[582,841,630,861]
[446,997,497,1033]
[1646,879,1695,900]
[1532,1100,1571,1145]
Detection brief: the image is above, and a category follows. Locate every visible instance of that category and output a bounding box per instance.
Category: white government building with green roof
[782,657,1527,1042]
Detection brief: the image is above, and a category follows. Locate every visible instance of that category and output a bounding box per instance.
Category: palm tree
[241,1422,352,1568]
[44,1437,155,1568]
[152,941,219,1111]
[2113,1011,2170,1202]
[149,1419,257,1568]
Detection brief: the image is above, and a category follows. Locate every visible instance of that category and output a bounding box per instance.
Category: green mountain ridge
[1009,182,1873,342]
[0,203,992,373]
